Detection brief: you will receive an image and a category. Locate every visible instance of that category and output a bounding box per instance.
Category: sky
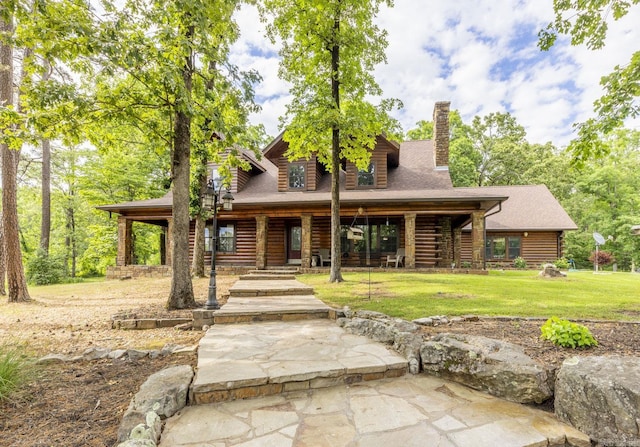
[229,0,640,148]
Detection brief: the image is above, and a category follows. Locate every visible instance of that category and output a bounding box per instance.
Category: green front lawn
[299,270,640,321]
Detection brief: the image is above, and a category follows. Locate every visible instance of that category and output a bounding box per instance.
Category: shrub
[26,250,65,285]
[513,256,527,269]
[540,317,598,349]
[0,344,36,402]
[588,250,614,267]
[554,257,570,269]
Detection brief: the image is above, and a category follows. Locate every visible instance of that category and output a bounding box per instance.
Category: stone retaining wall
[107,265,172,280]
[106,265,254,279]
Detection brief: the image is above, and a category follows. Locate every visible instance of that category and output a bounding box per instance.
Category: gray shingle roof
[97,141,574,235]
[459,185,577,231]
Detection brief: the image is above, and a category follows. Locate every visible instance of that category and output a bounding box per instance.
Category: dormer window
[288,163,306,190]
[357,162,376,187]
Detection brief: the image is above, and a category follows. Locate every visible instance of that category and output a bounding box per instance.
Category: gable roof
[459,185,577,231]
[97,137,506,213]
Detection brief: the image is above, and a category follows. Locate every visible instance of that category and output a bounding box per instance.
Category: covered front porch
[101,189,503,279]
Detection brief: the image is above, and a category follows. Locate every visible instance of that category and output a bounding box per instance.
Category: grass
[0,343,36,402]
[299,270,640,322]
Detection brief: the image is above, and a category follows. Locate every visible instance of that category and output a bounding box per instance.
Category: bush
[540,317,598,349]
[588,250,614,267]
[26,250,65,285]
[513,256,527,269]
[0,344,36,402]
[554,257,570,269]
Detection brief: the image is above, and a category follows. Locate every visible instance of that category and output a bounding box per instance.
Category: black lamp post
[202,179,234,310]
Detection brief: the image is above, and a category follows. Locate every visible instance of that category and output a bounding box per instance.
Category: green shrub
[0,344,36,402]
[26,250,65,285]
[554,257,570,269]
[540,317,598,349]
[513,256,527,269]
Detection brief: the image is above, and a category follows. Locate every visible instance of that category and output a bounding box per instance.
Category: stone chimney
[433,101,450,169]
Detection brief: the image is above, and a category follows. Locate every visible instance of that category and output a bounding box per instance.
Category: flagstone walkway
[159,275,590,447]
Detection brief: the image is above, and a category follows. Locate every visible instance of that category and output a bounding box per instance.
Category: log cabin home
[98,102,577,278]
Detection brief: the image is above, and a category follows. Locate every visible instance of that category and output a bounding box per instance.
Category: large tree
[262,0,400,282]
[88,0,258,308]
[1,6,31,302]
[539,0,640,162]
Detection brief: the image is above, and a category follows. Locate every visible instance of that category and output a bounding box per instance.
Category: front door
[287,225,302,264]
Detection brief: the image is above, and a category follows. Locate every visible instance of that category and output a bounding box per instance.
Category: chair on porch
[386,248,405,268]
[318,249,331,266]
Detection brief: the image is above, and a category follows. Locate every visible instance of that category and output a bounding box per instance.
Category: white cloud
[232,1,640,146]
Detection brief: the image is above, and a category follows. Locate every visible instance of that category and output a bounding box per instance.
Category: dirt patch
[0,276,235,447]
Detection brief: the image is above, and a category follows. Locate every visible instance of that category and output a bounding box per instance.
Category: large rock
[420,333,554,404]
[539,263,566,278]
[117,365,193,442]
[338,310,422,374]
[555,356,640,445]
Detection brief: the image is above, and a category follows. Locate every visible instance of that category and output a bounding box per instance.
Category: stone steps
[190,320,408,405]
[247,268,300,275]
[228,279,314,298]
[211,295,333,324]
[238,274,297,281]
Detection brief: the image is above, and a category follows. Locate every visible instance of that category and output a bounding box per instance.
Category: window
[217,224,236,253]
[205,223,236,253]
[357,163,375,187]
[341,222,398,254]
[288,163,306,189]
[380,223,398,253]
[486,236,520,260]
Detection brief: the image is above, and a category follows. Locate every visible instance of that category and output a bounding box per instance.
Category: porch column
[160,230,166,265]
[165,217,173,267]
[301,214,313,269]
[471,211,485,269]
[439,217,452,267]
[255,215,269,270]
[117,216,132,266]
[453,227,462,268]
[404,213,416,268]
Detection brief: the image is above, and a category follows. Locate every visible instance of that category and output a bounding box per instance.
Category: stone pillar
[453,227,462,268]
[404,213,416,268]
[301,214,313,269]
[439,217,452,267]
[117,216,132,266]
[165,217,173,267]
[255,215,269,270]
[471,211,485,269]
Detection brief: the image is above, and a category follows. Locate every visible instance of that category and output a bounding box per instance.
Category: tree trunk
[167,26,196,309]
[1,14,30,302]
[0,213,6,296]
[191,214,206,277]
[191,59,217,279]
[40,138,51,254]
[329,14,343,283]
[65,204,76,278]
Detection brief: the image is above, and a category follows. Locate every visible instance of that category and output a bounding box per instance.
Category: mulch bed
[0,353,196,447]
[421,318,640,372]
